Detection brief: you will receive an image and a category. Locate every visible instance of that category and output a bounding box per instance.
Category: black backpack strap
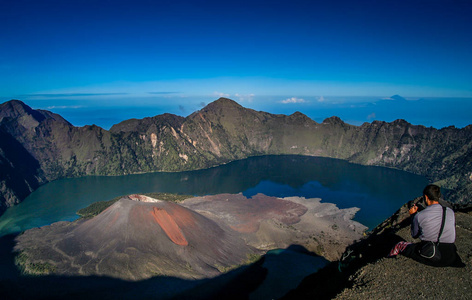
[437,206,447,243]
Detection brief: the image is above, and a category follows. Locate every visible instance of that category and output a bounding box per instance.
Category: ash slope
[1,98,472,216]
[14,194,366,280]
[15,195,254,280]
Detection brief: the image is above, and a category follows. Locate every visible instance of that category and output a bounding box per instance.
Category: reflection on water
[0,155,428,236]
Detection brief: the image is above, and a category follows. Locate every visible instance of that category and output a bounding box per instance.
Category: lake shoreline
[0,155,428,237]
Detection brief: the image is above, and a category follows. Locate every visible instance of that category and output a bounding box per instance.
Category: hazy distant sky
[1,0,471,128]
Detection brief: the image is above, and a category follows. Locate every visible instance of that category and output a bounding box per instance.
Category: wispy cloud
[23,93,128,97]
[148,92,179,95]
[235,93,254,102]
[212,92,255,102]
[367,112,376,120]
[45,105,84,109]
[280,97,306,104]
[214,91,230,98]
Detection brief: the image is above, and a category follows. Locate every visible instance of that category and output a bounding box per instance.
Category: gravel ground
[282,203,472,300]
[334,211,472,300]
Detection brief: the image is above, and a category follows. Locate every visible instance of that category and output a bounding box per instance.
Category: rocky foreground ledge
[283,201,472,299]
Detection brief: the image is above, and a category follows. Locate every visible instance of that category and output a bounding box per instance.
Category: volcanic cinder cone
[15,193,367,281]
[16,195,256,280]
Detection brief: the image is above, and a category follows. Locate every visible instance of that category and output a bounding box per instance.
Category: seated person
[389,184,463,267]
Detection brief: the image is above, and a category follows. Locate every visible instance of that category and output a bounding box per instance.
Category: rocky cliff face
[1,98,471,215]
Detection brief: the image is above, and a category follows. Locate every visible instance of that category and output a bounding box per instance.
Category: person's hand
[409,204,418,215]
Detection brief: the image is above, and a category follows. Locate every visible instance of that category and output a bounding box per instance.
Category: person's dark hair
[423,184,442,201]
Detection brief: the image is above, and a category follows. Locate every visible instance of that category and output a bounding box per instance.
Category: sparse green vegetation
[215,253,262,273]
[77,198,121,218]
[185,262,193,271]
[14,251,56,275]
[244,253,262,265]
[27,261,56,275]
[214,263,228,273]
[14,251,28,268]
[143,192,193,203]
[77,192,193,218]
[310,235,325,256]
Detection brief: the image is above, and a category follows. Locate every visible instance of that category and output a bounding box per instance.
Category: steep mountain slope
[0,129,45,213]
[1,98,471,216]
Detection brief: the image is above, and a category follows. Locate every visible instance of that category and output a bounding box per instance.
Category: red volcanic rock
[150,207,188,246]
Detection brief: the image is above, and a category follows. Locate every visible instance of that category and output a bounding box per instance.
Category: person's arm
[411,213,421,238]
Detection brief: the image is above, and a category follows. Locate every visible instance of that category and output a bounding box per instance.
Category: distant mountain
[389,94,407,101]
[1,98,472,215]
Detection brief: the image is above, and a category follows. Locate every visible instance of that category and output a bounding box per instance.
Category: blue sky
[1,0,471,129]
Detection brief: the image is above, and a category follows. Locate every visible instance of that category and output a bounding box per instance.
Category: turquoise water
[0,155,428,237]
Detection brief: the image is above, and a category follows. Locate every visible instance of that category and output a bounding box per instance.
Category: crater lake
[0,155,428,237]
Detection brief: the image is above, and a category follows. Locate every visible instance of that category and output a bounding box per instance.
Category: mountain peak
[289,111,317,124]
[2,99,28,106]
[290,111,307,117]
[194,98,245,117]
[0,99,46,123]
[1,99,32,114]
[0,99,72,127]
[208,97,243,108]
[390,95,407,101]
[322,116,345,125]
